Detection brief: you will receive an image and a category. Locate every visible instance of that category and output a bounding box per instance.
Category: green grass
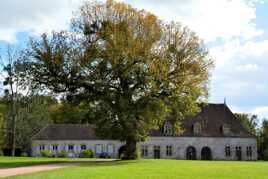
[4,159,268,179]
[0,156,95,168]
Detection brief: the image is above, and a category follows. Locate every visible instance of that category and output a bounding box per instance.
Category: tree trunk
[123,138,139,160]
[10,82,16,157]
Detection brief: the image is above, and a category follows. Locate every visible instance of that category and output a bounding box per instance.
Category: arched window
[186,146,196,160]
[201,146,212,160]
[163,121,173,135]
[193,122,202,135]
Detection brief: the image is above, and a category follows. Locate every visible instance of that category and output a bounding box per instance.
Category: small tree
[0,46,23,156]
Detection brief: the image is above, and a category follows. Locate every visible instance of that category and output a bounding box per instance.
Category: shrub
[263,148,268,161]
[80,149,93,158]
[58,150,66,158]
[99,152,113,159]
[40,150,50,157]
[21,152,28,157]
[0,150,3,156]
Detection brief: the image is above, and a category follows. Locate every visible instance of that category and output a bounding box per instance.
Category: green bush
[40,150,50,157]
[58,150,66,158]
[80,149,93,158]
[263,148,268,161]
[0,150,3,156]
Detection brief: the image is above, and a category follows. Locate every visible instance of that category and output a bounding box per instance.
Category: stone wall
[32,137,257,160]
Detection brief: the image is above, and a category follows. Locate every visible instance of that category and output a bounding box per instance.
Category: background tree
[49,101,90,124]
[15,95,54,154]
[20,0,213,159]
[0,47,23,156]
[235,113,258,135]
[0,102,7,153]
[258,119,268,160]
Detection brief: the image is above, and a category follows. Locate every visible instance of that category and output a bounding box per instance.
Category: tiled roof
[32,124,100,140]
[151,103,255,138]
[33,103,255,140]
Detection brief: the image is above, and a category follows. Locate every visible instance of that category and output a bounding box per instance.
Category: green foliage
[58,150,66,158]
[258,119,268,160]
[40,150,50,157]
[49,102,89,124]
[0,150,3,156]
[19,0,213,159]
[0,102,8,150]
[235,113,258,135]
[21,152,28,157]
[79,149,93,158]
[15,95,53,153]
[263,148,268,161]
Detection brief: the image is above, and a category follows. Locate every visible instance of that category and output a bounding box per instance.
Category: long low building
[31,103,257,160]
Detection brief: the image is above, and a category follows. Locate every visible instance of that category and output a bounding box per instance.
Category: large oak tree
[21,0,213,159]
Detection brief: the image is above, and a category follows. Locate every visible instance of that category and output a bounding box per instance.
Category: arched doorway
[186,146,197,160]
[201,146,212,160]
[118,145,127,159]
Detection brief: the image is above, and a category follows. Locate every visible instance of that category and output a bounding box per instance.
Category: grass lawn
[3,159,268,179]
[0,156,95,169]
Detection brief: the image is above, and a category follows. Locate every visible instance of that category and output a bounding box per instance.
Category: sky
[0,0,268,120]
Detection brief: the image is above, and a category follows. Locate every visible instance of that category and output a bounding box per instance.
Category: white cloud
[209,38,268,68]
[252,106,268,119]
[124,0,263,42]
[0,0,264,43]
[232,105,268,120]
[0,0,84,43]
[242,40,268,57]
[236,64,259,71]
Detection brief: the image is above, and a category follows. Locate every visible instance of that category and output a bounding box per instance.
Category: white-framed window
[166,145,173,156]
[81,144,87,150]
[246,146,252,157]
[39,145,45,151]
[95,144,102,154]
[52,145,58,151]
[193,122,202,135]
[141,145,148,157]
[68,145,74,152]
[107,144,114,154]
[225,146,231,157]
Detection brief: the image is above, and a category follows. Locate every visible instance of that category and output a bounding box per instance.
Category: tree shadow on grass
[0,159,139,169]
[0,161,65,169]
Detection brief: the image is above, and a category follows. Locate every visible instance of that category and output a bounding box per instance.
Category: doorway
[201,146,212,160]
[153,146,161,159]
[186,146,197,160]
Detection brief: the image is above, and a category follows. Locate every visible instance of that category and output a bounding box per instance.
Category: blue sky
[1,0,268,119]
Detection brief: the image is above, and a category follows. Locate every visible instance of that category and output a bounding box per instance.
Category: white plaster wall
[32,137,257,160]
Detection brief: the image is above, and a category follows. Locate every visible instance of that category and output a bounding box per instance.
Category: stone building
[31,103,257,160]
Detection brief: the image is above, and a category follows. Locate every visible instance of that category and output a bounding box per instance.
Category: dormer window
[163,121,173,135]
[222,124,231,135]
[193,122,202,135]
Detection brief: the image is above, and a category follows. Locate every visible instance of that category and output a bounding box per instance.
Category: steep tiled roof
[33,103,255,140]
[151,103,255,138]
